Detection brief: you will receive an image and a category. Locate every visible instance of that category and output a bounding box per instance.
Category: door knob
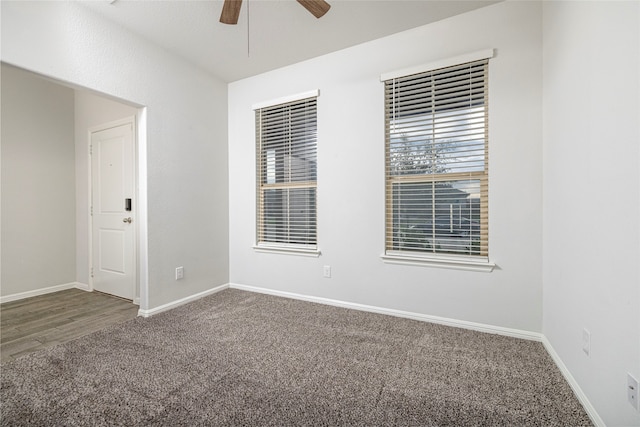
[123,217,132,223]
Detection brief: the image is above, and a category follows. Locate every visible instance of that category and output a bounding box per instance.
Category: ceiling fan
[220,0,331,25]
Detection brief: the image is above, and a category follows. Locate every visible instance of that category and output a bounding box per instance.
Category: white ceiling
[80,0,500,82]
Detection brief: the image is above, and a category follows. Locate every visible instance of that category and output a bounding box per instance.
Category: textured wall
[228,1,543,333]
[1,64,76,296]
[542,2,640,426]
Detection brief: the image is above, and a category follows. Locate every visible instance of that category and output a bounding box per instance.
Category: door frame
[88,115,142,304]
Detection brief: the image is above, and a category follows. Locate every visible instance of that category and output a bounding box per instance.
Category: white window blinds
[384,59,489,257]
[256,96,318,248]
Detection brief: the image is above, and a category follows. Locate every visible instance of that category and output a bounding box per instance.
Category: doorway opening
[0,63,148,312]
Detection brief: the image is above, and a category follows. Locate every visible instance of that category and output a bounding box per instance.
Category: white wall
[229,1,543,332]
[542,2,640,426]
[74,90,139,288]
[1,63,76,296]
[1,1,229,310]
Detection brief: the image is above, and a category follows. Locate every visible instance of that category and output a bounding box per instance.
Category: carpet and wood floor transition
[1,289,138,364]
[1,288,592,426]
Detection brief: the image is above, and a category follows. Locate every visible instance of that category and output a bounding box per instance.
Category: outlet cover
[175,266,184,280]
[323,265,331,278]
[582,328,590,356]
[628,373,639,410]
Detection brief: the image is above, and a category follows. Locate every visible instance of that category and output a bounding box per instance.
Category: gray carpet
[1,289,592,426]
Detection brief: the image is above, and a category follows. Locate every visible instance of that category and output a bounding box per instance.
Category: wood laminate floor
[0,289,138,364]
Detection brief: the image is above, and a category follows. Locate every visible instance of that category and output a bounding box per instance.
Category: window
[383,57,490,266]
[255,93,318,254]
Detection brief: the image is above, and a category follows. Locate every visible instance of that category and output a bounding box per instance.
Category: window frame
[253,90,321,257]
[380,51,495,272]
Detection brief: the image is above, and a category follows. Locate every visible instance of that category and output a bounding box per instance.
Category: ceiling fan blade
[220,0,243,25]
[296,0,331,19]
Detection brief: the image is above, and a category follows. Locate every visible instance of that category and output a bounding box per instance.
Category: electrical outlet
[628,373,639,410]
[323,265,331,278]
[582,328,590,356]
[175,266,184,280]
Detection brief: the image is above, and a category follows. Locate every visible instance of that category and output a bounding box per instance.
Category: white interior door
[91,120,135,300]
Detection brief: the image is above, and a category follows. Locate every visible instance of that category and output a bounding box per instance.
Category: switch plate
[175,266,184,280]
[582,328,590,356]
[323,265,331,278]
[628,373,639,410]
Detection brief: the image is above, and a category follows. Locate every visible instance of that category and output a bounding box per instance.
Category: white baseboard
[137,283,229,318]
[74,282,90,292]
[0,282,85,304]
[541,336,605,427]
[228,283,542,342]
